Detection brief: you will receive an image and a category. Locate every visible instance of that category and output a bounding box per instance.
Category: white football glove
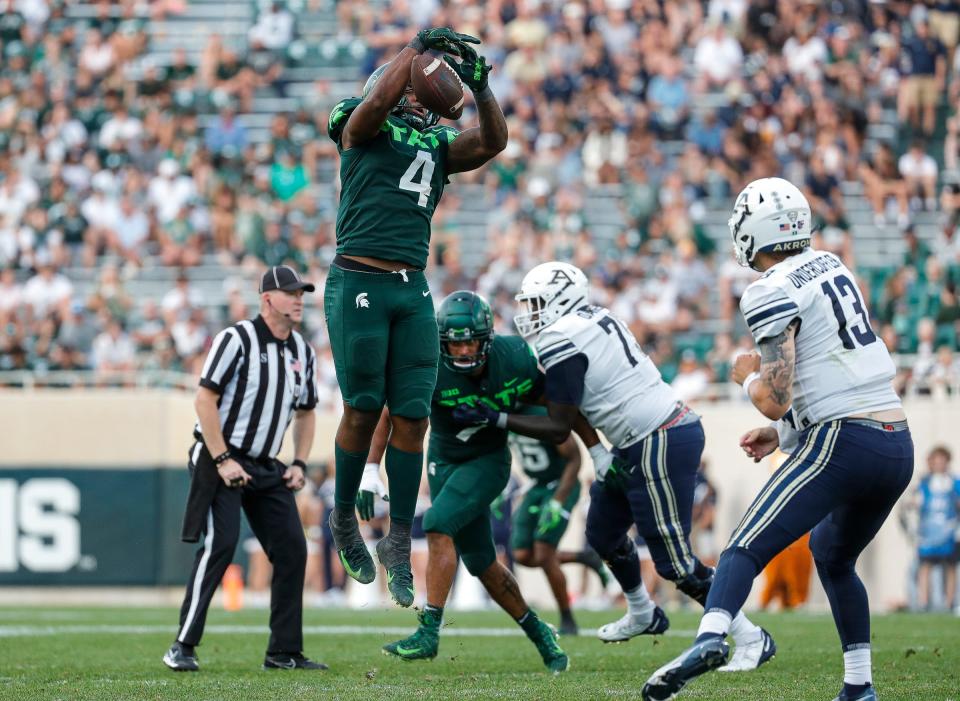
[588,443,615,483]
[356,462,388,521]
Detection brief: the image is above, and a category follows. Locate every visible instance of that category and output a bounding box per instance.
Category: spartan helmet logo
[355,292,370,309]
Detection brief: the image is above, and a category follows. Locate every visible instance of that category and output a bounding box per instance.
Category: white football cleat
[717,627,776,672]
[597,606,669,643]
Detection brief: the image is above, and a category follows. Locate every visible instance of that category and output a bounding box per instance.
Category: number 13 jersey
[535,305,679,449]
[739,247,900,430]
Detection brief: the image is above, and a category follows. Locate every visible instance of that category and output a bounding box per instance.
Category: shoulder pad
[327,97,362,143]
[426,125,460,144]
[740,281,799,342]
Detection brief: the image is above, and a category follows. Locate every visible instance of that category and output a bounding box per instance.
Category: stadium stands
[2,0,960,405]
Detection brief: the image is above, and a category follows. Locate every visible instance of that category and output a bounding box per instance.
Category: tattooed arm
[732,320,798,421]
[751,320,798,420]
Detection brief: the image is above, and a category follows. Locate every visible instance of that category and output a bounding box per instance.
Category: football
[410,50,465,121]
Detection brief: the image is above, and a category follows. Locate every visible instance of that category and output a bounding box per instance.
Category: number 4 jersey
[535,305,679,450]
[740,247,900,429]
[328,97,459,270]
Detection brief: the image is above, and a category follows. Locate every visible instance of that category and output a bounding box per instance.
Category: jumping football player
[642,177,913,701]
[323,28,506,608]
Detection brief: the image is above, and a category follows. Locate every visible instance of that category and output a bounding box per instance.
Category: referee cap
[259,265,316,293]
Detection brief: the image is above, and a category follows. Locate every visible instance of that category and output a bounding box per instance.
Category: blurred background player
[508,405,609,635]
[323,26,506,609]
[382,291,567,672]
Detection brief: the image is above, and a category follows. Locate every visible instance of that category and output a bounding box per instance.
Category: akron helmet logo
[355,292,370,309]
[549,269,574,291]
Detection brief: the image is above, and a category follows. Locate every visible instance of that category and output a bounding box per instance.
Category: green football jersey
[508,406,568,486]
[328,98,459,270]
[430,335,543,464]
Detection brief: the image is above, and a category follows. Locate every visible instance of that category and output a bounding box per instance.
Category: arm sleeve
[740,282,800,343]
[326,98,362,146]
[298,344,318,410]
[545,353,588,406]
[199,329,242,394]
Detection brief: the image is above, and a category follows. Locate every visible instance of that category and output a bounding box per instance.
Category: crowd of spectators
[4,0,960,407]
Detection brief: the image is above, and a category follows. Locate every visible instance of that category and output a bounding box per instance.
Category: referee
[163,266,326,672]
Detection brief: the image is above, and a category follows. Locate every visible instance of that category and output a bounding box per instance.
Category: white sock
[728,611,762,646]
[843,646,872,685]
[625,584,655,619]
[697,609,732,638]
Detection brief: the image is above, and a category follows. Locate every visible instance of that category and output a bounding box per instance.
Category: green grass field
[1,606,957,701]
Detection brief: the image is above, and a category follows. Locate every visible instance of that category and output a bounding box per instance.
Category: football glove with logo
[444,48,492,92]
[408,27,481,55]
[588,443,635,491]
[536,498,570,537]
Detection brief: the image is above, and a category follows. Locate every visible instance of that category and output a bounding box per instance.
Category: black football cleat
[642,635,730,700]
[162,642,199,672]
[263,652,329,670]
[833,685,878,701]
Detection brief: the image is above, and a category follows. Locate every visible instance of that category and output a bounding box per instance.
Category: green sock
[422,604,443,627]
[385,444,422,523]
[516,609,540,636]
[334,443,367,511]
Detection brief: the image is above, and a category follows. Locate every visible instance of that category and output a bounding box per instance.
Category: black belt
[333,254,422,274]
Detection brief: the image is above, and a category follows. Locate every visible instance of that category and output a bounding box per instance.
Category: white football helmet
[729,177,812,269]
[514,261,589,337]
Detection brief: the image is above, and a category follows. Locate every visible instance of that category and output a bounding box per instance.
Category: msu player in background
[508,406,611,636]
[323,27,506,608]
[454,262,771,670]
[643,178,913,701]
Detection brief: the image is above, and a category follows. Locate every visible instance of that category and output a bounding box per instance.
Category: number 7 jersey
[328,97,459,269]
[740,247,901,430]
[535,305,679,449]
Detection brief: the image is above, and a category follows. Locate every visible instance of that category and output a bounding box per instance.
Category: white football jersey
[535,305,679,449]
[740,247,901,429]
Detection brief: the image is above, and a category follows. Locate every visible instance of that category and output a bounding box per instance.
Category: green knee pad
[461,548,496,577]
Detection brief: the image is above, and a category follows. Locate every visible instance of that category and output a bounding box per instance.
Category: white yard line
[0,623,696,638]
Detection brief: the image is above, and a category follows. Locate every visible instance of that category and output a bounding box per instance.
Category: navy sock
[603,537,642,592]
[843,683,872,698]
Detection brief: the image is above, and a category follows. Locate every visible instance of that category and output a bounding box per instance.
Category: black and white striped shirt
[196,315,318,460]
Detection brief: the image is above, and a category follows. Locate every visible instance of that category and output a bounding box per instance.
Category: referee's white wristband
[742,371,761,399]
[496,412,508,430]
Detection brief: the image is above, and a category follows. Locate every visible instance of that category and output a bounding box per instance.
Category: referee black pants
[177,443,307,653]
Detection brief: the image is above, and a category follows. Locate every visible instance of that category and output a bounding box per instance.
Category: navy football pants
[707,420,914,650]
[586,421,708,587]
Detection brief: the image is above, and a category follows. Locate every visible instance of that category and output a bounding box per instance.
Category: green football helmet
[363,64,440,132]
[437,290,494,373]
